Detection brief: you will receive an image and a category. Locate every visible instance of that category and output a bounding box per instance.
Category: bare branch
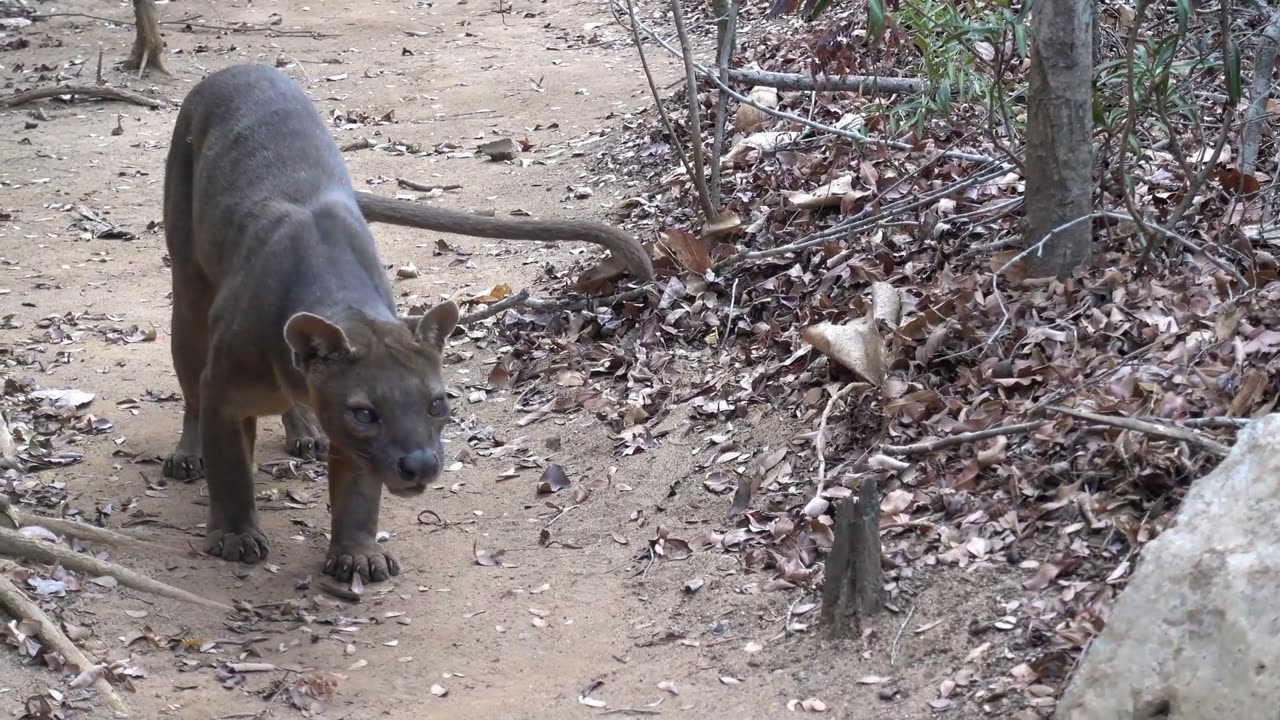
[881,421,1049,456]
[1045,405,1230,456]
[0,84,168,109]
[726,67,923,95]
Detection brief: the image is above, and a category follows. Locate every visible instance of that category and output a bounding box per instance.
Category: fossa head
[283,301,459,497]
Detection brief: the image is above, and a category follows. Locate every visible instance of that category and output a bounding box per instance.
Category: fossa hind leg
[162,283,211,481]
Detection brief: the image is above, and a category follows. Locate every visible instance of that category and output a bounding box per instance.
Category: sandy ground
[0,1,1023,718]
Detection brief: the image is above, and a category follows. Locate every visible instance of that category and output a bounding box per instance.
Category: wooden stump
[820,475,886,637]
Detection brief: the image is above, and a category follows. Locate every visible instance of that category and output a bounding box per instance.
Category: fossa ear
[401,300,459,352]
[284,312,352,369]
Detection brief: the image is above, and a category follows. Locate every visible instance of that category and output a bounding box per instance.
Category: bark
[1240,9,1280,176]
[1022,0,1094,278]
[820,476,886,637]
[123,0,169,77]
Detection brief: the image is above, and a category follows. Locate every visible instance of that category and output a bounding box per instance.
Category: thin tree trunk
[1241,9,1280,176]
[1022,0,1094,278]
[123,0,170,77]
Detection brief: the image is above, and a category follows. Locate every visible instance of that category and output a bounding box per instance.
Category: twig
[1184,416,1251,429]
[667,0,719,221]
[890,604,916,666]
[1044,405,1230,456]
[988,213,1098,348]
[0,527,234,612]
[458,286,657,324]
[1099,210,1249,287]
[0,85,168,109]
[813,383,857,499]
[0,577,129,715]
[725,67,923,95]
[396,178,462,192]
[881,421,1048,456]
[714,162,1013,273]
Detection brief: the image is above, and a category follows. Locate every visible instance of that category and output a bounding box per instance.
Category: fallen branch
[0,577,129,716]
[1045,405,1230,456]
[29,11,335,38]
[0,497,174,556]
[0,85,168,109]
[727,67,923,95]
[0,527,234,612]
[396,178,462,192]
[881,421,1049,456]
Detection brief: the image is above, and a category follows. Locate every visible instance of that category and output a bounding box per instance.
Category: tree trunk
[1021,0,1094,279]
[1240,9,1280,177]
[124,0,170,77]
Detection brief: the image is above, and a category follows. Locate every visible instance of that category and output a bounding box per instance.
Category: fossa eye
[350,407,379,425]
[429,398,448,418]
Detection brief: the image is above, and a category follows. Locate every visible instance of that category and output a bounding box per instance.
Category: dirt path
[0,2,1014,718]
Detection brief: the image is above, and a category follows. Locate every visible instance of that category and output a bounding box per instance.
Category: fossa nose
[397,448,440,484]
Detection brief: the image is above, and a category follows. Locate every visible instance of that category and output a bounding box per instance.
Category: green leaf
[1175,0,1191,35]
[1225,38,1242,105]
[1016,0,1034,21]
[936,78,953,109]
[868,0,887,41]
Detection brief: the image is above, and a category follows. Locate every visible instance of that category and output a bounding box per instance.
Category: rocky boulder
[1057,413,1280,719]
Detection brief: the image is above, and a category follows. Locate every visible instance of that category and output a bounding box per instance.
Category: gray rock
[1057,413,1280,720]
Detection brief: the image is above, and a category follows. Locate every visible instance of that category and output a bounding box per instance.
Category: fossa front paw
[206,526,270,564]
[323,540,399,583]
[163,451,205,481]
[287,434,330,461]
[283,407,329,461]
